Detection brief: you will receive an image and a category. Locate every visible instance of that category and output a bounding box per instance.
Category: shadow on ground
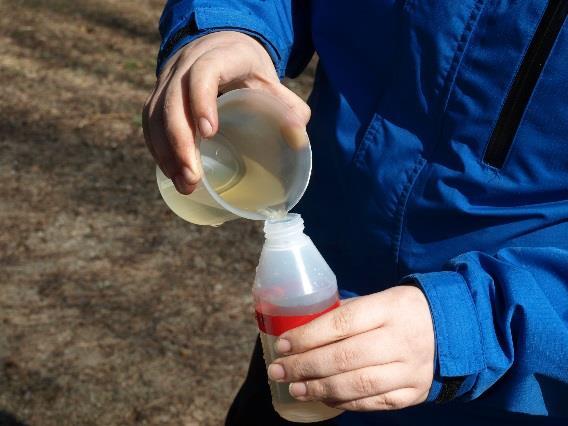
[0,411,28,426]
[0,1,315,425]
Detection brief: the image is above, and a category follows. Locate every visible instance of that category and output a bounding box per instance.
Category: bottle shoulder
[254,236,338,307]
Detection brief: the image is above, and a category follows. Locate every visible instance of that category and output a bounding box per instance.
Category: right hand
[142,31,311,194]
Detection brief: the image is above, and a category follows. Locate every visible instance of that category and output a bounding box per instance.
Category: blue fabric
[158,0,568,423]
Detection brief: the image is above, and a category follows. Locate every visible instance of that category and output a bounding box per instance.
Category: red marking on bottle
[255,300,340,336]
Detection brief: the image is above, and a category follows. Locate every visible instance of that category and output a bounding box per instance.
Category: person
[142,1,568,425]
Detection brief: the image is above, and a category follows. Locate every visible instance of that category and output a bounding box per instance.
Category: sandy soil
[0,1,315,424]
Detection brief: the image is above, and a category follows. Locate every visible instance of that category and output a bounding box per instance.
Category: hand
[267,286,435,411]
[142,31,310,194]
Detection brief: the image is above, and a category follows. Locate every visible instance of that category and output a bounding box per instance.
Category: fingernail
[274,338,291,354]
[267,364,285,381]
[289,382,307,398]
[199,117,213,138]
[274,339,292,354]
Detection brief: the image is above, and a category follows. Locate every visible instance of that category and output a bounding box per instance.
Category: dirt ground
[0,1,315,425]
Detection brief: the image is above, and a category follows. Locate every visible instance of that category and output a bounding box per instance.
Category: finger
[331,388,423,412]
[142,97,158,159]
[278,292,390,355]
[143,66,177,169]
[266,83,311,125]
[188,51,224,138]
[147,71,181,180]
[265,84,310,151]
[162,69,201,194]
[271,328,398,382]
[288,362,408,403]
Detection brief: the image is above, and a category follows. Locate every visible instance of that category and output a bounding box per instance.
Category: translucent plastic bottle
[253,214,344,423]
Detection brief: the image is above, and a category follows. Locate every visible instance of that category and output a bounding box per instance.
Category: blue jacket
[157,1,568,424]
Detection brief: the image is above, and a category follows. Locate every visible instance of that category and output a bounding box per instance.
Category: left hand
[267,285,435,411]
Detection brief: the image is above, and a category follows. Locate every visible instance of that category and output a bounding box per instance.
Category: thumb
[266,83,311,151]
[267,83,311,125]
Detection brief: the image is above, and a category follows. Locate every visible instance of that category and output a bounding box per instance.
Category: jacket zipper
[483,0,568,169]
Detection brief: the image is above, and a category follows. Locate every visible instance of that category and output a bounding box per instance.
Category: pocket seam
[351,113,383,170]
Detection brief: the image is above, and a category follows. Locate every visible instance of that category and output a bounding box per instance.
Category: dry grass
[0,1,314,425]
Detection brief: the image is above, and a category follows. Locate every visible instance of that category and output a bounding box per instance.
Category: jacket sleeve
[156,0,313,77]
[402,247,568,414]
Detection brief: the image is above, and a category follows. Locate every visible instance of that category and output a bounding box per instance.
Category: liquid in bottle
[254,214,344,423]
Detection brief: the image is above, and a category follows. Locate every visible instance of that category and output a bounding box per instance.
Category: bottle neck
[263,213,307,246]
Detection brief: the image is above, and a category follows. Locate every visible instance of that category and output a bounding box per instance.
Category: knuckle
[332,347,355,372]
[331,308,353,337]
[306,380,323,399]
[279,357,298,379]
[309,379,334,401]
[324,381,341,401]
[192,55,218,75]
[179,45,196,61]
[286,329,306,351]
[354,373,377,396]
[378,393,405,410]
[291,360,313,381]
